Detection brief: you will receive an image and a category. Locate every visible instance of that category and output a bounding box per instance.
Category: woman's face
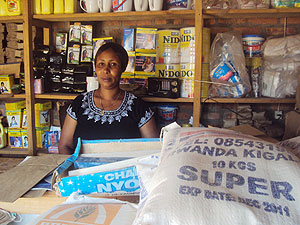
[95,48,122,90]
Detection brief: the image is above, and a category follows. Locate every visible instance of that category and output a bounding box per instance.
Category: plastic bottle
[0,0,8,16]
[0,117,7,149]
[7,0,22,16]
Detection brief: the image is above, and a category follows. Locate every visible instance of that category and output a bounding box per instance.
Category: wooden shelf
[202,97,296,104]
[0,94,25,99]
[33,10,195,22]
[0,15,23,22]
[35,93,194,102]
[203,8,300,19]
[0,147,28,155]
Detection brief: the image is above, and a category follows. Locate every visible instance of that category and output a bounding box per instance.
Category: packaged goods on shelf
[22,109,27,128]
[123,28,135,52]
[155,63,180,78]
[6,110,23,129]
[69,23,81,43]
[6,32,24,41]
[156,29,180,64]
[135,53,156,77]
[167,0,192,9]
[209,32,251,98]
[6,0,22,16]
[0,74,15,94]
[64,0,78,13]
[80,45,93,63]
[5,100,26,111]
[6,23,36,33]
[8,129,22,148]
[242,35,265,57]
[5,48,24,58]
[80,25,93,45]
[67,45,80,65]
[55,32,68,53]
[41,0,54,14]
[261,34,300,98]
[122,51,135,76]
[135,28,157,53]
[36,126,50,148]
[21,129,28,148]
[53,0,64,14]
[180,63,194,98]
[6,41,24,50]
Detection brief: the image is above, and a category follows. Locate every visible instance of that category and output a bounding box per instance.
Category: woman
[59,42,159,154]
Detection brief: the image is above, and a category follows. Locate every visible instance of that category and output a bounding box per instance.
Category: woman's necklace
[99,90,122,115]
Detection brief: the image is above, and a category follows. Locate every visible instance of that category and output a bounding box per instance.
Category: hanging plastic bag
[209,32,251,98]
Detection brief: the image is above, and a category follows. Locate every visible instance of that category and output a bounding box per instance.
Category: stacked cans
[155,27,211,98]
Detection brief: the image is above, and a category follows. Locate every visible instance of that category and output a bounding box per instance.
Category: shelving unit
[0,0,298,156]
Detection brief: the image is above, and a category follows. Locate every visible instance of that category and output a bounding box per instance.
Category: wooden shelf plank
[204,8,300,19]
[0,94,25,99]
[202,98,296,104]
[0,147,28,155]
[0,15,23,22]
[33,10,195,22]
[35,93,194,102]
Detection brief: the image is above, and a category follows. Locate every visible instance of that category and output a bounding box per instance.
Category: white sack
[133,127,300,225]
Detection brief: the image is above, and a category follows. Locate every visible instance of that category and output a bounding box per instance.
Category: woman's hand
[58,114,77,155]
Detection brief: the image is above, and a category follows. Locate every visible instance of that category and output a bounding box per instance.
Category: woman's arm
[140,117,159,138]
[58,114,77,155]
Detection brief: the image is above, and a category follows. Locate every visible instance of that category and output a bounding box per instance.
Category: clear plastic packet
[209,32,251,98]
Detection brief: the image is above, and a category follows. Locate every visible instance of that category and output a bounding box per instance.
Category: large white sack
[133,127,300,225]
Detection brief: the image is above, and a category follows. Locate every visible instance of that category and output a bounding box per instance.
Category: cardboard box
[135,27,157,53]
[5,48,24,58]
[52,138,162,197]
[5,100,26,110]
[7,110,23,129]
[8,129,22,148]
[6,41,24,50]
[135,53,156,78]
[35,101,52,111]
[123,28,135,51]
[0,74,15,94]
[35,110,51,128]
[21,129,28,148]
[36,126,50,148]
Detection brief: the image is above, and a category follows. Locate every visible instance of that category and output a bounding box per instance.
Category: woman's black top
[67,90,154,148]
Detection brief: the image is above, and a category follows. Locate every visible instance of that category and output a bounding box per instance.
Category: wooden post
[23,0,37,155]
[193,0,203,127]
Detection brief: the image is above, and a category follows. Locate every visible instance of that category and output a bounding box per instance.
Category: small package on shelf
[8,129,22,148]
[22,109,27,128]
[123,28,135,51]
[67,45,80,65]
[5,100,26,111]
[80,25,93,45]
[135,52,156,77]
[69,23,81,43]
[135,28,157,53]
[7,110,23,129]
[55,32,68,53]
[35,101,52,128]
[36,126,50,148]
[80,45,93,63]
[0,74,15,94]
[21,129,28,148]
[123,51,135,75]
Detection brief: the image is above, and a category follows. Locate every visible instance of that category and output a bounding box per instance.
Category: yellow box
[135,28,157,53]
[36,126,50,148]
[5,100,26,110]
[35,110,50,127]
[7,110,22,129]
[35,101,52,111]
[21,129,28,148]
[8,128,22,148]
[0,74,15,94]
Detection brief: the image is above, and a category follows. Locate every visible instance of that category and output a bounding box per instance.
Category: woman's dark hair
[95,42,128,73]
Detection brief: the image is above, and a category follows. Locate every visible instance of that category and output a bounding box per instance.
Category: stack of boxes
[5,101,52,149]
[5,23,36,63]
[5,101,26,148]
[0,24,4,64]
[121,27,157,91]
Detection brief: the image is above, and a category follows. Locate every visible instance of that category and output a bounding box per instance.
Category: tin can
[157,30,180,64]
[155,63,180,78]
